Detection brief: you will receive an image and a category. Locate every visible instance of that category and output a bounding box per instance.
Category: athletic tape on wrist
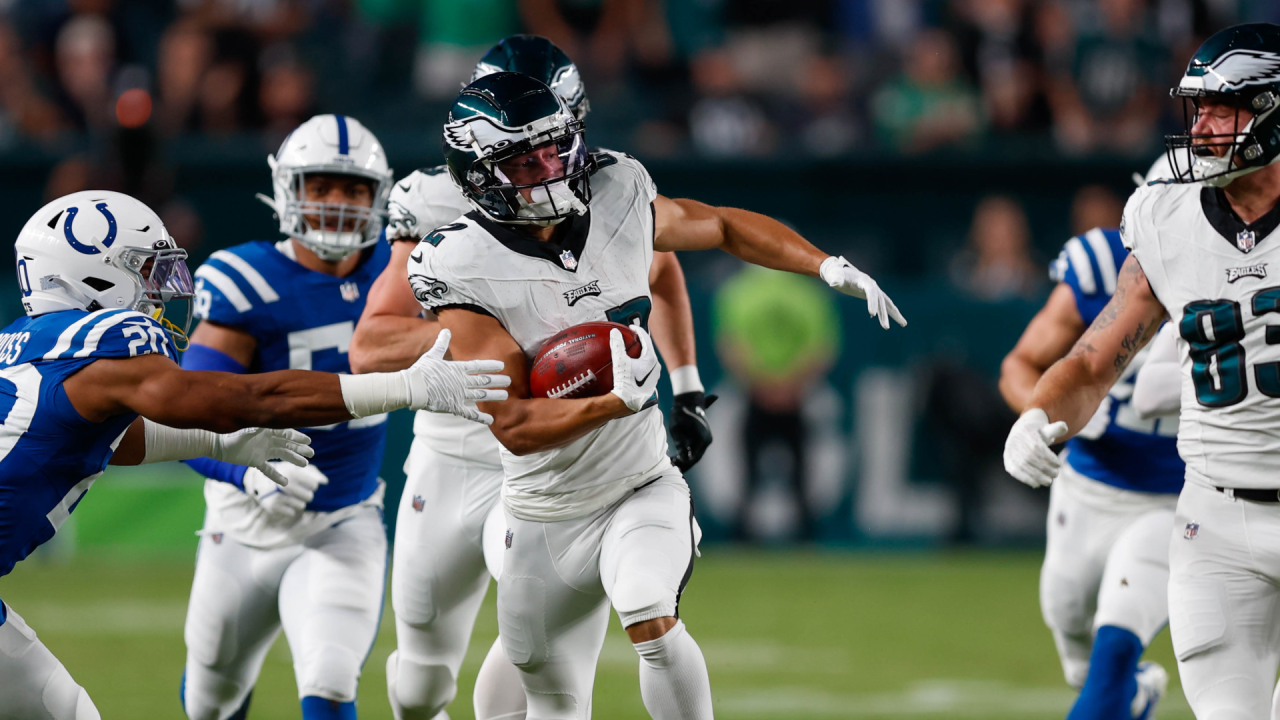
[339,371,411,418]
[141,419,218,464]
[670,365,704,396]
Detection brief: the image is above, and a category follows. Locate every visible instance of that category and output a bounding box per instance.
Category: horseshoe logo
[64,203,118,255]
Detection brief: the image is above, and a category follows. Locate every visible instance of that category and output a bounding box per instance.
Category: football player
[1004,23,1280,719]
[1000,217,1183,720]
[411,72,904,719]
[349,36,708,720]
[174,114,422,720]
[0,190,508,720]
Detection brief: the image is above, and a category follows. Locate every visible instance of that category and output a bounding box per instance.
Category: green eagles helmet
[472,35,588,120]
[1167,23,1280,187]
[443,72,591,226]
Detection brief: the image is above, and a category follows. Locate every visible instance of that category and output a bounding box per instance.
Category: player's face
[497,143,565,202]
[301,173,374,232]
[1190,98,1256,159]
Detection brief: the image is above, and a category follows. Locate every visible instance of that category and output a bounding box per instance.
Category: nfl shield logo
[211,533,223,545]
[1237,230,1257,253]
[340,281,360,302]
[505,529,513,549]
[1184,522,1199,540]
[412,495,425,512]
[559,249,578,270]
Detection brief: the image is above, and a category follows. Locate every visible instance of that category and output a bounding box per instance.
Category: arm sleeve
[179,343,250,489]
[1131,323,1181,420]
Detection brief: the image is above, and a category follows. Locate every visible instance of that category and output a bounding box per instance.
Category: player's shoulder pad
[1049,227,1128,297]
[591,149,657,204]
[388,166,468,243]
[39,309,175,362]
[1120,181,1196,253]
[405,217,492,311]
[193,242,282,323]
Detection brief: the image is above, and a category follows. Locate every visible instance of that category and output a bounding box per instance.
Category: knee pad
[181,666,248,720]
[611,575,676,629]
[387,650,458,720]
[297,643,361,704]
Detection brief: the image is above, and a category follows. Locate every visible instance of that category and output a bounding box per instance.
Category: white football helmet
[14,190,195,335]
[260,114,393,261]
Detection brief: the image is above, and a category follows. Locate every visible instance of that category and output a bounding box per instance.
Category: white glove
[609,326,661,412]
[242,462,329,522]
[819,256,908,329]
[211,428,313,487]
[403,330,511,425]
[1003,409,1069,488]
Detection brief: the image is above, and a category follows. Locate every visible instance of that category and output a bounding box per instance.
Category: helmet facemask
[461,121,591,226]
[1166,89,1280,187]
[266,159,392,261]
[112,238,196,348]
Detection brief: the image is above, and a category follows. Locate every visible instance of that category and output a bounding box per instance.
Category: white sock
[473,637,527,720]
[633,620,714,720]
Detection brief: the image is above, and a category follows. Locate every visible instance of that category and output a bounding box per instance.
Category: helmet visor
[146,249,195,303]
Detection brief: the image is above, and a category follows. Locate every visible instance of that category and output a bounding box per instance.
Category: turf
[0,549,1195,719]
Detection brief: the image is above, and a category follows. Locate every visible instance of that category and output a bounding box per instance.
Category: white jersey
[1122,181,1280,489]
[388,166,504,464]
[407,151,673,521]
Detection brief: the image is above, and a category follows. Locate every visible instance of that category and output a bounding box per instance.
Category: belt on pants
[1216,486,1280,503]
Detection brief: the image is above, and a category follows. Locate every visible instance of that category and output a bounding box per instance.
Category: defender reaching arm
[1000,284,1086,413]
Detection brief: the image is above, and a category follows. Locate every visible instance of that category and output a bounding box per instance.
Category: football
[529,321,641,399]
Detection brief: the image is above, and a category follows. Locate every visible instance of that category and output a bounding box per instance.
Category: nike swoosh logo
[410,251,423,263]
[397,182,412,192]
[636,367,656,385]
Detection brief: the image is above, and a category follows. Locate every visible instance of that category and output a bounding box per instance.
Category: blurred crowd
[0,0,1276,161]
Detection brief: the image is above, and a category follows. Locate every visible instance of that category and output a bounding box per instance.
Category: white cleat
[1131,661,1168,719]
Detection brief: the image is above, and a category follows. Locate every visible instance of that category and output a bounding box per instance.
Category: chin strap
[148,305,190,352]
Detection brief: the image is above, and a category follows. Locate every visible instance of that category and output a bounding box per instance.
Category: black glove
[669,392,718,472]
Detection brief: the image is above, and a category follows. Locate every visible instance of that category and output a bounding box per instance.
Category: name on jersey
[1227,263,1268,283]
[563,280,601,307]
[0,332,30,364]
[409,274,448,302]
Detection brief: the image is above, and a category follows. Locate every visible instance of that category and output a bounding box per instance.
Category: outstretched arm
[350,240,443,374]
[652,195,905,328]
[999,283,1086,413]
[434,308,636,455]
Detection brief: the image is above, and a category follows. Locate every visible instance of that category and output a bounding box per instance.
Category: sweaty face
[1190,98,1256,159]
[496,143,565,202]
[301,173,374,232]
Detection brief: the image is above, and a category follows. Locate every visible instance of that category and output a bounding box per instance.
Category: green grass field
[0,550,1195,719]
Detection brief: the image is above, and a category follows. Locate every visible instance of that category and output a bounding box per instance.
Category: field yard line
[19,600,188,634]
[716,679,1195,718]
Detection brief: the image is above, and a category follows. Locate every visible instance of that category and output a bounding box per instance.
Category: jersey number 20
[1181,288,1280,407]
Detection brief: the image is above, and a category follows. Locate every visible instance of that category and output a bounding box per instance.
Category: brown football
[529,321,641,399]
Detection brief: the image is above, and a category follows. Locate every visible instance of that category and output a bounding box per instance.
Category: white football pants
[1169,479,1280,720]
[497,472,698,719]
[387,437,525,720]
[181,506,387,720]
[1040,464,1178,688]
[0,602,99,720]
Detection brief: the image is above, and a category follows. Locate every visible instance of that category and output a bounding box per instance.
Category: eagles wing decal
[408,274,449,302]
[443,115,523,156]
[549,65,585,107]
[1208,49,1280,91]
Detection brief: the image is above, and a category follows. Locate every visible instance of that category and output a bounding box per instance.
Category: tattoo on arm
[1065,257,1163,380]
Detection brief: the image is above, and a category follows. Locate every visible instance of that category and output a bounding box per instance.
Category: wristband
[339,371,411,418]
[669,365,704,396]
[142,419,217,464]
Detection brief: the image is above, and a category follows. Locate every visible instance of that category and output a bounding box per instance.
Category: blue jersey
[191,241,390,511]
[1049,227,1184,494]
[0,309,176,577]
